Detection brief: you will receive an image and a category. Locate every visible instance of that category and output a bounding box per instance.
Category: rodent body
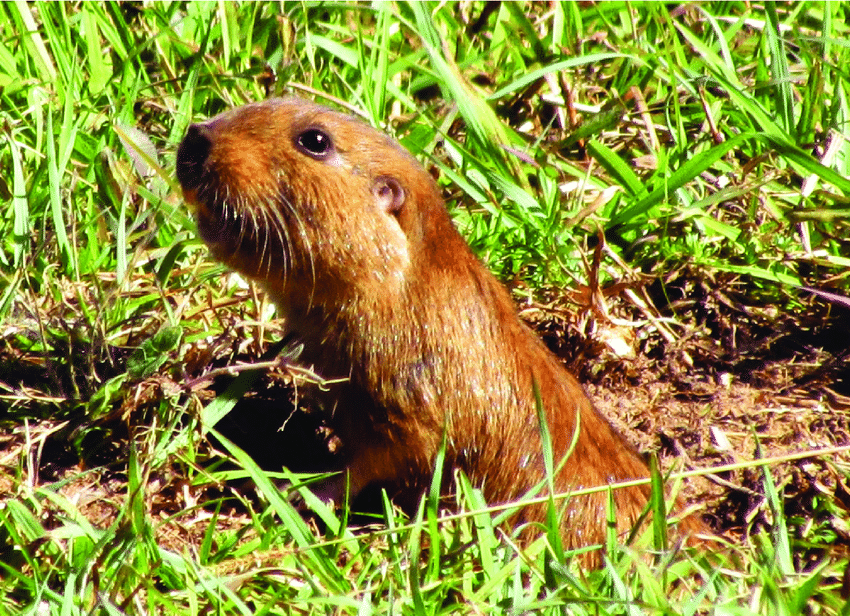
[177,97,702,553]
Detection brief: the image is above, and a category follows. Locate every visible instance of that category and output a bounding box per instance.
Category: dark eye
[296,128,333,159]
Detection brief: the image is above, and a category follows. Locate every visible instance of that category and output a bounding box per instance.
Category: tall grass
[0,2,848,614]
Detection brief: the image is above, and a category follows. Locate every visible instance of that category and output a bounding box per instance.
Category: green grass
[1,2,849,614]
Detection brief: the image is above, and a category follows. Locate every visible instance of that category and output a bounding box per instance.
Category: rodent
[176,97,705,556]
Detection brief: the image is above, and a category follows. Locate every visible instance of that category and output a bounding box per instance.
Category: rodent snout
[176,124,213,191]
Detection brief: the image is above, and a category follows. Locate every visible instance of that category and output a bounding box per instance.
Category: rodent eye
[296,128,333,159]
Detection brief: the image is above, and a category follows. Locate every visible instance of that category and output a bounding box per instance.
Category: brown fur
[176,97,704,556]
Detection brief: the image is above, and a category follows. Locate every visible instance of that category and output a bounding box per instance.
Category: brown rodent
[176,97,704,556]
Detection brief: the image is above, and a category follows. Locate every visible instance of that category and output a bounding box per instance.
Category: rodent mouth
[176,123,293,277]
[191,194,233,246]
[176,127,242,249]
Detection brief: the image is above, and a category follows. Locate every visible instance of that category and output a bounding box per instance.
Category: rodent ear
[372,176,405,216]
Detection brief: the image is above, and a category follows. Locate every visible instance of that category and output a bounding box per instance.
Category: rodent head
[176,98,445,307]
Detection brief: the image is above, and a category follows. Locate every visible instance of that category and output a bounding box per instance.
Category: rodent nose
[176,123,213,190]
